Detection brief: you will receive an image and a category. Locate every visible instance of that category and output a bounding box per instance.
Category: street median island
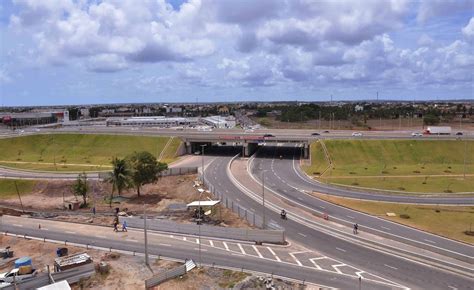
[0,133,182,172]
[303,139,474,194]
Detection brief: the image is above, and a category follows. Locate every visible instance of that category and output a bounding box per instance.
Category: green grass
[0,134,181,172]
[315,193,474,244]
[304,140,474,193]
[0,179,37,198]
[160,137,182,164]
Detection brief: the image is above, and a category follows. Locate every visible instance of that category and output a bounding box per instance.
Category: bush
[398,187,406,191]
[352,182,359,186]
[349,172,356,175]
[444,189,453,193]
[400,214,410,219]
[413,170,421,173]
[382,171,389,174]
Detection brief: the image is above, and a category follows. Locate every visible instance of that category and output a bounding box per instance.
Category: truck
[424,126,451,135]
[0,267,38,284]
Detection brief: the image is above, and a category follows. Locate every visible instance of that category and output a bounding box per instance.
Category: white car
[352,132,363,137]
[245,129,255,133]
[411,132,423,137]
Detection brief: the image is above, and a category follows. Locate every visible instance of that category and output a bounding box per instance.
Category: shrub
[413,170,421,173]
[382,171,389,174]
[398,187,406,191]
[400,214,410,219]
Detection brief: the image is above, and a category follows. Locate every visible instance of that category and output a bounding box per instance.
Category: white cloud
[462,17,474,39]
[417,0,474,23]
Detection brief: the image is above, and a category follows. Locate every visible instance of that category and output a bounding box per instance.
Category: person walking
[353,223,359,234]
[113,221,118,232]
[122,220,128,232]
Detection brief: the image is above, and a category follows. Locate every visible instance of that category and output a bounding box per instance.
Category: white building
[201,115,236,129]
[106,116,198,127]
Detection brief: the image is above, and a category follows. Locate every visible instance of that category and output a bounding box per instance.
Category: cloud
[86,54,128,73]
[462,17,474,39]
[417,0,474,23]
[0,67,12,83]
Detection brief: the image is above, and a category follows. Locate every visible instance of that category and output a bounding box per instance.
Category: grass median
[314,193,474,244]
[0,134,181,172]
[303,139,474,193]
[0,179,37,199]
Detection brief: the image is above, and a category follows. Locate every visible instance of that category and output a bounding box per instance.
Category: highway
[203,151,474,290]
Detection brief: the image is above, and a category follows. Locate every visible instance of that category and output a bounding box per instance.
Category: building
[106,116,198,127]
[201,115,236,128]
[0,111,66,127]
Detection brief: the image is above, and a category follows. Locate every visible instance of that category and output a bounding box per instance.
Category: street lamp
[200,144,207,187]
[198,144,207,268]
[261,169,267,229]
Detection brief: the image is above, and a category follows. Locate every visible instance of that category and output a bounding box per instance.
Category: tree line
[71,151,168,208]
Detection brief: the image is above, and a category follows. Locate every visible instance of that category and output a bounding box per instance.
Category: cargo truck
[424,126,451,135]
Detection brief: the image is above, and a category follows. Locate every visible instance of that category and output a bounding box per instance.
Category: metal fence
[98,166,198,179]
[120,217,285,244]
[145,264,186,289]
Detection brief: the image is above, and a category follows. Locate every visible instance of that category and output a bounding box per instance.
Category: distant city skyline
[1,0,473,106]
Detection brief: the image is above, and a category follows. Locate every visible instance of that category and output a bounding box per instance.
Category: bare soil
[0,175,252,229]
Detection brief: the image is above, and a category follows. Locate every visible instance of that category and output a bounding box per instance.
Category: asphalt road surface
[203,151,473,290]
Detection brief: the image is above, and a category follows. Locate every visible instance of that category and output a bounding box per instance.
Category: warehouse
[106,116,198,127]
[0,111,67,127]
[201,115,236,129]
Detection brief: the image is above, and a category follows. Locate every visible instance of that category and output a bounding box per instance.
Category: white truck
[0,268,38,284]
[425,126,451,135]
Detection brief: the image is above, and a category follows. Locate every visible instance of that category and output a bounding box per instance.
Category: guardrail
[145,264,186,289]
[119,217,285,244]
[98,166,198,179]
[2,263,95,290]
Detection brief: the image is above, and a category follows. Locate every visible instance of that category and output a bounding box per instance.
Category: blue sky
[0,0,473,106]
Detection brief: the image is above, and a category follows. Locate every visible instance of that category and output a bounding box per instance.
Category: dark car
[311,132,320,136]
[323,130,330,133]
[263,134,275,137]
[456,132,463,136]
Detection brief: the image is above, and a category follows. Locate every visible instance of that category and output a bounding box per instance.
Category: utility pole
[463,138,468,180]
[201,144,207,186]
[318,111,321,130]
[198,189,203,267]
[262,170,266,229]
[14,181,25,213]
[144,203,149,267]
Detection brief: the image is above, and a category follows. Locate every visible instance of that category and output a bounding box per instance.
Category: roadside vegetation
[314,193,474,244]
[0,179,37,199]
[303,140,474,193]
[0,134,180,171]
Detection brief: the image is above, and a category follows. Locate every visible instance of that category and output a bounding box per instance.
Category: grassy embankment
[0,179,37,199]
[303,140,474,193]
[0,134,181,172]
[315,193,474,244]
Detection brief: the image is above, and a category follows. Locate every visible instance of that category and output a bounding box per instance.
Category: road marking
[381,226,391,231]
[236,198,240,202]
[384,264,398,270]
[297,197,304,201]
[194,248,207,252]
[332,264,345,274]
[13,224,23,227]
[65,231,76,234]
[42,228,49,231]
[252,245,263,258]
[319,206,325,209]
[448,286,458,290]
[183,237,187,241]
[170,235,174,238]
[196,238,200,244]
[237,243,246,255]
[250,208,255,212]
[126,239,137,243]
[424,239,436,244]
[159,243,172,247]
[355,271,365,278]
[231,253,244,257]
[336,247,346,252]
[289,253,303,266]
[309,258,322,270]
[223,242,229,251]
[347,215,355,219]
[209,240,214,247]
[94,234,107,238]
[266,247,281,262]
[297,232,307,238]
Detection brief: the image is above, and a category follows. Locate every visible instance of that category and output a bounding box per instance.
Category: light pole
[200,144,207,187]
[261,170,266,229]
[463,137,468,180]
[144,202,149,267]
[199,144,207,268]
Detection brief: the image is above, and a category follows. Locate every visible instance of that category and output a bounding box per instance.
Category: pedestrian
[113,221,118,232]
[92,206,96,216]
[353,223,358,234]
[122,220,128,232]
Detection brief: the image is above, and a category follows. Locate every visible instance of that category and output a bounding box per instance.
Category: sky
[0,0,473,106]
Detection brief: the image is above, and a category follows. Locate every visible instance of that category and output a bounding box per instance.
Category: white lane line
[355,271,365,278]
[194,248,207,252]
[170,235,174,238]
[237,243,246,255]
[252,245,263,258]
[159,243,172,247]
[289,252,303,266]
[298,232,307,238]
[381,226,391,231]
[126,239,137,243]
[65,231,76,234]
[183,237,187,241]
[448,286,458,290]
[223,242,229,251]
[384,264,398,270]
[336,247,346,252]
[41,228,49,231]
[266,247,281,262]
[347,215,355,219]
[236,198,240,202]
[297,197,304,201]
[309,258,322,270]
[424,239,436,244]
[209,240,214,247]
[196,238,200,244]
[13,224,23,227]
[319,206,325,209]
[332,264,345,274]
[231,253,244,257]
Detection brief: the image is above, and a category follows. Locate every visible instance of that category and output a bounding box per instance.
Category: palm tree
[106,157,131,207]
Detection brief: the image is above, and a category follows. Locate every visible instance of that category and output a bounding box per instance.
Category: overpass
[181,134,311,158]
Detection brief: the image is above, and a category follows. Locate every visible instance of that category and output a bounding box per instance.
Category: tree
[423,114,440,126]
[128,151,168,197]
[107,157,131,207]
[72,172,88,207]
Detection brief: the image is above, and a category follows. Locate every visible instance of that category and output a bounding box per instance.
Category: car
[411,132,423,137]
[456,132,463,136]
[245,129,255,133]
[351,132,363,137]
[194,151,201,155]
[323,130,330,133]
[311,132,320,136]
[263,134,275,137]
